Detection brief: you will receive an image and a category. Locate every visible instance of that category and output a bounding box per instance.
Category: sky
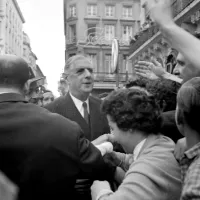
[17,0,65,96]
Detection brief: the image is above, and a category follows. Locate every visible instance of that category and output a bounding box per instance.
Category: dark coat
[0,93,114,200]
[44,93,110,141]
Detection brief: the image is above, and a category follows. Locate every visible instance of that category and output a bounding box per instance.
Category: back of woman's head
[101,88,162,134]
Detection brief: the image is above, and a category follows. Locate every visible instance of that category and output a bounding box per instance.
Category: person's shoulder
[89,95,102,104]
[45,95,66,108]
[136,135,176,163]
[146,135,176,154]
[46,109,80,130]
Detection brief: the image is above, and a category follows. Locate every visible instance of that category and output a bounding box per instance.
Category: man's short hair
[0,55,30,89]
[101,88,162,134]
[64,55,92,74]
[177,77,200,133]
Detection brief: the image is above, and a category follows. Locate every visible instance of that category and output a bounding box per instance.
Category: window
[87,54,97,73]
[105,54,112,73]
[122,25,132,41]
[104,25,115,41]
[122,55,128,74]
[69,5,76,17]
[69,24,76,43]
[87,24,96,40]
[87,4,97,17]
[105,5,115,17]
[123,6,132,18]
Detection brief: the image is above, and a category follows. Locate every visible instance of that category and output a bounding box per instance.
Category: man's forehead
[73,59,92,68]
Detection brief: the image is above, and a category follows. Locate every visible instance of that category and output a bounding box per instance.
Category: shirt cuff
[96,189,114,200]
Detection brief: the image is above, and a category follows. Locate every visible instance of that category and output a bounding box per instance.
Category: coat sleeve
[77,130,116,181]
[95,158,180,200]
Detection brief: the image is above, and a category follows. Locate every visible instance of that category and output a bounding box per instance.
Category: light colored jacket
[96,134,181,200]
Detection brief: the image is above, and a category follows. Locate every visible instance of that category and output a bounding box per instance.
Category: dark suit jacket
[161,110,183,143]
[44,93,110,141]
[0,93,114,200]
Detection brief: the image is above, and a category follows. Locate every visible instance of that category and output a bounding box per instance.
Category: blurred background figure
[58,77,69,96]
[25,77,45,107]
[42,89,54,106]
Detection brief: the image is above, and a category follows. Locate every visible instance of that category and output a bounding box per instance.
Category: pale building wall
[0,0,24,56]
[64,0,141,91]
[65,0,141,43]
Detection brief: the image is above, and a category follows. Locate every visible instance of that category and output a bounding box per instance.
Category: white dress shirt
[69,92,89,117]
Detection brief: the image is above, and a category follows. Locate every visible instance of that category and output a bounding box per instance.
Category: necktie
[82,102,89,124]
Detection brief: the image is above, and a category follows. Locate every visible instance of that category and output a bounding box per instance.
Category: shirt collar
[69,92,89,113]
[0,93,27,103]
[183,142,200,160]
[133,138,146,161]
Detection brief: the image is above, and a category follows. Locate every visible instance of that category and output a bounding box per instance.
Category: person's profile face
[67,59,94,97]
[173,53,197,83]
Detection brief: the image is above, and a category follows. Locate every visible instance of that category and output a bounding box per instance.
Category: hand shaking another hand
[92,134,116,146]
[95,142,113,156]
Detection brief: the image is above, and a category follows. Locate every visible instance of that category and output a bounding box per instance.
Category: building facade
[23,32,47,89]
[129,0,200,74]
[64,0,141,95]
[0,0,24,56]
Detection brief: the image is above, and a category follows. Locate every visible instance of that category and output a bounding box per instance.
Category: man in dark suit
[45,55,112,199]
[0,55,115,200]
[45,54,110,141]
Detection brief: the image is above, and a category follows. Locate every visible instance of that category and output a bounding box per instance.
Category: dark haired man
[0,54,115,200]
[44,54,111,200]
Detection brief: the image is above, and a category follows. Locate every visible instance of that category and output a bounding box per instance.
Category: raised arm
[146,0,200,74]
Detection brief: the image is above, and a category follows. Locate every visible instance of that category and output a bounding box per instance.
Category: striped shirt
[180,142,200,200]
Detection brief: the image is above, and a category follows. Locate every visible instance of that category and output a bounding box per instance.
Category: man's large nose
[84,69,92,77]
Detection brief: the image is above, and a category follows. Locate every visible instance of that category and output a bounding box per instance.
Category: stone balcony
[129,0,197,55]
[94,72,130,83]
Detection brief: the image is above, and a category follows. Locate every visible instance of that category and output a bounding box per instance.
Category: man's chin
[82,88,93,93]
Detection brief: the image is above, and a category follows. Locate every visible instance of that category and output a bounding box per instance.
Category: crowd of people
[0,0,200,199]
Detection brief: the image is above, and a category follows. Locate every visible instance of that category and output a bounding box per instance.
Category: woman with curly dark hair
[91,87,181,200]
